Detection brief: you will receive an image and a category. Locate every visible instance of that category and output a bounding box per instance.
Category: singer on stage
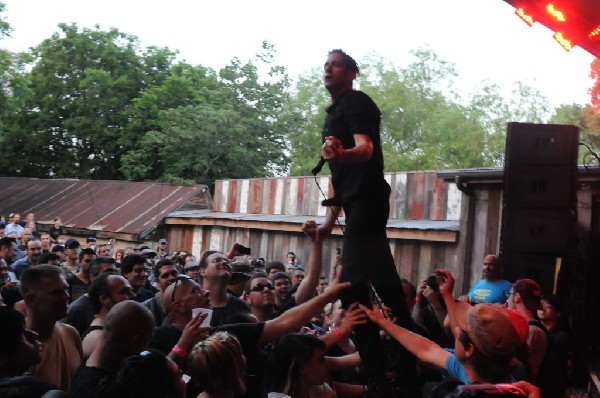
[309,49,416,396]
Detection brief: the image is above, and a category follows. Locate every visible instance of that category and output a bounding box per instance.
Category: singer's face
[323,53,354,92]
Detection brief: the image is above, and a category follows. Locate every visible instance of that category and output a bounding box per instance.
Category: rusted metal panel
[227,180,238,213]
[410,173,426,220]
[430,175,447,221]
[268,179,277,215]
[0,177,208,238]
[250,179,262,214]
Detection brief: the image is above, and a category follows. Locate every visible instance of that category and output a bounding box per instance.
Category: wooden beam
[165,217,457,243]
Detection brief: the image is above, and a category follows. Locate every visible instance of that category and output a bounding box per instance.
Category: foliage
[121,41,291,186]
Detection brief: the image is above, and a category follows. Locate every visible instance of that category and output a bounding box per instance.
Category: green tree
[121,42,291,186]
[0,23,176,179]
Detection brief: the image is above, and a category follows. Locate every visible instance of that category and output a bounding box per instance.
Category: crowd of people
[0,216,570,398]
[0,50,575,397]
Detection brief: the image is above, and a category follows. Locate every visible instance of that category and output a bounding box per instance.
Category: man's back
[31,322,82,391]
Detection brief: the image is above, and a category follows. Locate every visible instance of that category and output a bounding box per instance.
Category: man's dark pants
[338,186,417,393]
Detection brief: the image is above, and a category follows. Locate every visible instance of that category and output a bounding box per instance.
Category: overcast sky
[1,0,596,108]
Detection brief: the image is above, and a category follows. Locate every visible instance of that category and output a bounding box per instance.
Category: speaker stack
[500,122,579,293]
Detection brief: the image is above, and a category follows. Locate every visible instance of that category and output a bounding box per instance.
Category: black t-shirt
[210,293,251,327]
[49,226,65,242]
[67,275,89,303]
[134,287,155,303]
[64,294,94,336]
[323,89,387,204]
[70,365,115,398]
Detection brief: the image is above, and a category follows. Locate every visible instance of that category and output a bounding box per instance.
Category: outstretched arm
[258,271,350,346]
[294,221,324,305]
[359,304,450,370]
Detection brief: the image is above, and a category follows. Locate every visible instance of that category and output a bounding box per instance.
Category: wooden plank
[213,181,223,212]
[296,178,305,216]
[485,188,502,255]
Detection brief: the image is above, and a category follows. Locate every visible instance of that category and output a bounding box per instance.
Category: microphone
[311,157,326,176]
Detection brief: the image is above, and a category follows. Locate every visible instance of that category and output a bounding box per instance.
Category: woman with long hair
[188,332,246,398]
[266,333,334,398]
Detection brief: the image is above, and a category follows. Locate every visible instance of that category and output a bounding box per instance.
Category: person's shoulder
[56,322,81,339]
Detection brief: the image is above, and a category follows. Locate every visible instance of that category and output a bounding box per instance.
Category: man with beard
[12,238,42,279]
[463,254,512,304]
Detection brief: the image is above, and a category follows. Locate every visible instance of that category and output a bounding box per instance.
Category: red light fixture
[546,4,566,22]
[515,7,535,26]
[553,32,573,51]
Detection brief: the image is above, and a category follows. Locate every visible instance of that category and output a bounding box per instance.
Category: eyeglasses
[160,270,179,279]
[250,283,274,292]
[170,274,193,303]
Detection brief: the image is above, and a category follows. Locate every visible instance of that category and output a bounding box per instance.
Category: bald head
[104,301,154,343]
[100,301,155,371]
[483,254,503,281]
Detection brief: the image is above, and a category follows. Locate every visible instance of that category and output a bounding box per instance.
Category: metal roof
[167,210,460,232]
[437,165,600,182]
[0,177,210,238]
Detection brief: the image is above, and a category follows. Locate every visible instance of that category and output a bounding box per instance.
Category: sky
[1,0,596,109]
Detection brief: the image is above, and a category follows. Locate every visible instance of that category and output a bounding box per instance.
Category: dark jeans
[339,186,417,390]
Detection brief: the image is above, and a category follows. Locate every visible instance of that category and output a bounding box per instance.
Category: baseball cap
[451,301,520,360]
[86,237,97,243]
[512,278,542,312]
[65,238,80,249]
[158,238,167,244]
[184,262,200,271]
[51,245,65,253]
[141,248,157,257]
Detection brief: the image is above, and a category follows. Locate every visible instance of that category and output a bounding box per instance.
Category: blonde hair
[188,332,246,394]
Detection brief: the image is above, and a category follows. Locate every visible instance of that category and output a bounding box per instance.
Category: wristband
[171,344,188,359]
[415,296,421,302]
[333,327,346,341]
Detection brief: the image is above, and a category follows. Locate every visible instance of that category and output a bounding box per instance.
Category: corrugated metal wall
[213,172,462,221]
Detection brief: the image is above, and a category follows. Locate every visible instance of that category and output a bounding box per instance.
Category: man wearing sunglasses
[143,259,180,326]
[245,275,276,322]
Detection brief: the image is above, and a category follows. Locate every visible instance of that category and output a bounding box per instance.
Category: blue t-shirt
[445,353,470,384]
[467,279,512,304]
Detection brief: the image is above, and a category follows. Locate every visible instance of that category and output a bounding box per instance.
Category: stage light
[553,32,573,52]
[589,25,600,42]
[546,4,566,22]
[515,7,535,26]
